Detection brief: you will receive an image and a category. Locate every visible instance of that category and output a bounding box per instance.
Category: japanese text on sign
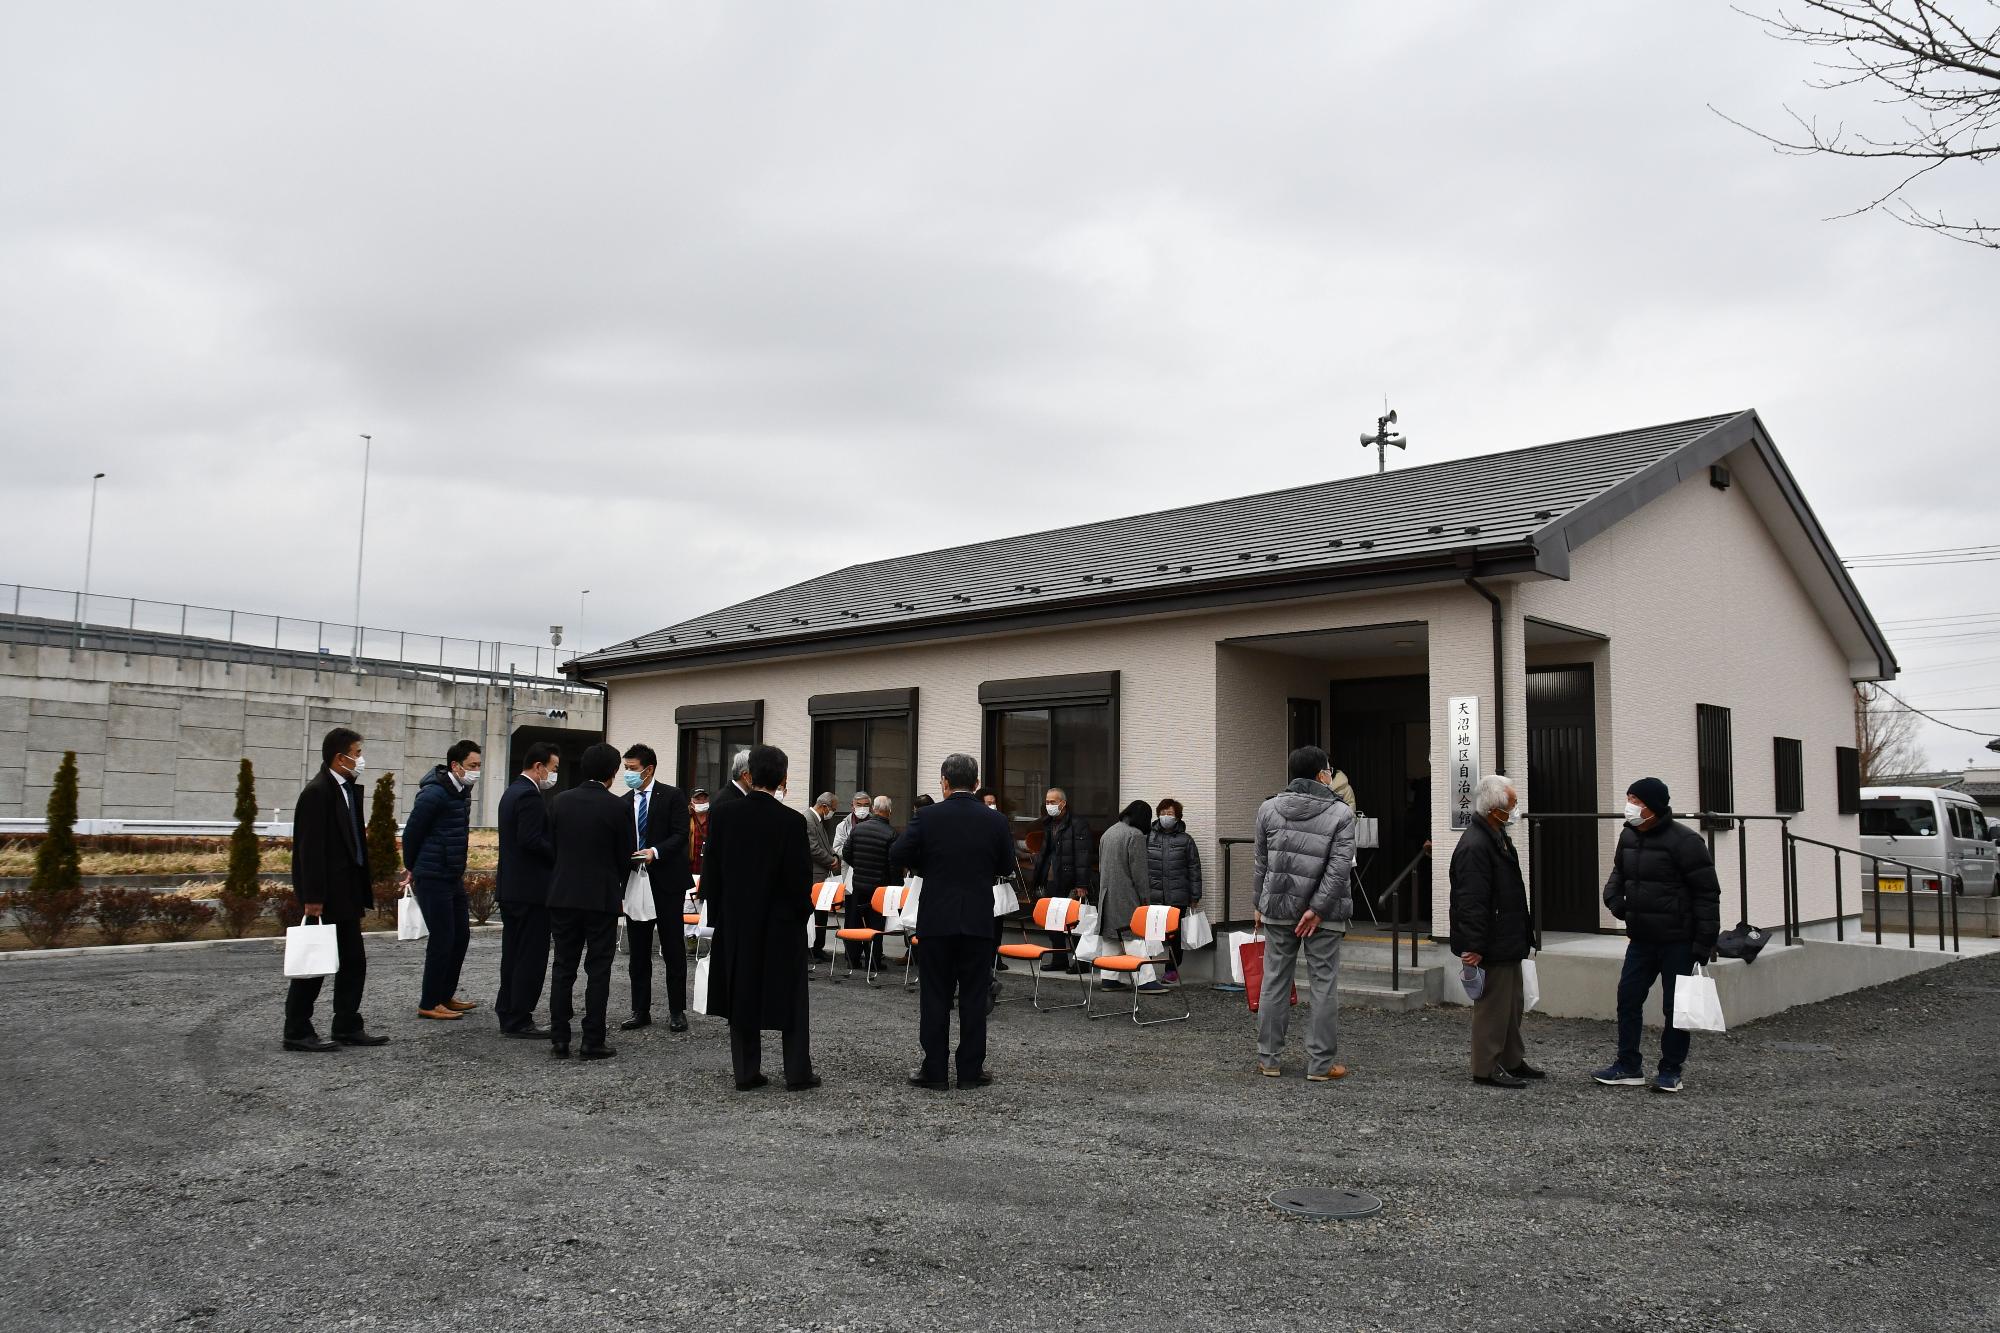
[1448,695,1481,831]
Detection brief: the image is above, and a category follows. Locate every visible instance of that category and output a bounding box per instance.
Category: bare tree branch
[1720,1,2000,247]
[1856,685,1928,782]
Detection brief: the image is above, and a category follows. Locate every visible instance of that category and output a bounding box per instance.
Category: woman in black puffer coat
[1146,798,1205,981]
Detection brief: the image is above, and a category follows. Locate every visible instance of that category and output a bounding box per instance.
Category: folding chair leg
[1031,953,1086,1012]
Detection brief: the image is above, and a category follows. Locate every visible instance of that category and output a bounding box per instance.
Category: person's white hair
[871,795,894,815]
[1472,774,1517,817]
[729,750,752,780]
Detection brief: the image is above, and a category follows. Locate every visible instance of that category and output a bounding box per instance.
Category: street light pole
[576,589,590,664]
[77,471,106,647]
[351,434,372,672]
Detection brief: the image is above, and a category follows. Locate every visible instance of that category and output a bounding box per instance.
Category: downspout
[1463,572,1506,776]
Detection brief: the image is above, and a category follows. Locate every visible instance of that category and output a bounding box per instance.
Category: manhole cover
[1764,1041,1834,1054]
[1269,1187,1382,1220]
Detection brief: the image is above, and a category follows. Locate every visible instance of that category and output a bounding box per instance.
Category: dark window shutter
[1835,746,1861,815]
[1696,704,1734,815]
[1773,737,1804,814]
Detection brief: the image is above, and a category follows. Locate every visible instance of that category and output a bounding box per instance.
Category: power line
[1868,684,2000,738]
[1845,543,2000,560]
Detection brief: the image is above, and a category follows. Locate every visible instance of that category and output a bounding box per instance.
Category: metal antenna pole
[78,471,106,646]
[351,434,371,672]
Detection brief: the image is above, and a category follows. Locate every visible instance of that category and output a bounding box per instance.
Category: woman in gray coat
[1096,800,1155,992]
[1146,798,1204,983]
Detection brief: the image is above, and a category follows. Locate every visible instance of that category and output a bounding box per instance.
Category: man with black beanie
[1593,777,1721,1094]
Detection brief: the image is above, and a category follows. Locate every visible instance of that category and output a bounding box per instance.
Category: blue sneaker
[1652,1071,1683,1095]
[1592,1062,1646,1087]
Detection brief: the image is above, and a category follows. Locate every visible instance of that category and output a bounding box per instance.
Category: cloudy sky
[2,3,1995,764]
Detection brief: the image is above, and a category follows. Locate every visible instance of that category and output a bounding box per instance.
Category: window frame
[1834,745,1862,816]
[808,687,918,819]
[1773,736,1805,815]
[674,700,763,794]
[979,672,1120,832]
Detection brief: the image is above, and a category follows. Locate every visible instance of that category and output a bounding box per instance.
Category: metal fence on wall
[1,581,574,683]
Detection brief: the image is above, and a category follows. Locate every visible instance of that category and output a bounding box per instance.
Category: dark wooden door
[1329,676,1431,922]
[1526,665,1599,932]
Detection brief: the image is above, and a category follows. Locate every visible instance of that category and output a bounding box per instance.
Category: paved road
[2,936,1996,1332]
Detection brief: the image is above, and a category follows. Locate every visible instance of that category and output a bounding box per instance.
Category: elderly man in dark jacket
[704,745,819,1092]
[840,795,901,970]
[1594,777,1722,1095]
[1252,746,1355,1082]
[1449,775,1542,1089]
[1033,789,1094,972]
[403,739,482,1021]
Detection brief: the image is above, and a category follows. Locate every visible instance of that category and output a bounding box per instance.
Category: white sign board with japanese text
[1448,696,1481,831]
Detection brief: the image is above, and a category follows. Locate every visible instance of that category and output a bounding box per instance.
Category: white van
[1858,786,1998,897]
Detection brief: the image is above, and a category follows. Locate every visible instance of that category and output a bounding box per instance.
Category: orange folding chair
[834,883,902,986]
[682,891,712,960]
[994,898,1088,1011]
[1087,906,1190,1025]
[806,880,846,977]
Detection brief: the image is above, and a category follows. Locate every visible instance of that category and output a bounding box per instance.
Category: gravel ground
[2,935,1997,1333]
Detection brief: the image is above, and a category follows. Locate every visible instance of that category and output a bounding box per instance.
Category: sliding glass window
[675,700,763,795]
[809,689,916,819]
[981,672,1119,838]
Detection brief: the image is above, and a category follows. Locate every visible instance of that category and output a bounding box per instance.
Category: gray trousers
[1469,960,1526,1077]
[1256,924,1342,1075]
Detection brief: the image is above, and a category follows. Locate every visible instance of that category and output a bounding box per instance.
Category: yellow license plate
[1877,878,1906,893]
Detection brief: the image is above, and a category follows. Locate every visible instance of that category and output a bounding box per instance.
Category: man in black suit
[545,742,637,1060]
[710,749,752,810]
[283,727,390,1052]
[704,744,819,1092]
[889,754,1017,1090]
[494,741,560,1037]
[618,742,692,1033]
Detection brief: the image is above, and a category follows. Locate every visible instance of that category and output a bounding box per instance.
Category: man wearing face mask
[283,727,390,1052]
[831,791,872,858]
[618,743,692,1034]
[1251,746,1356,1081]
[1449,775,1542,1089]
[494,742,561,1037]
[403,739,483,1022]
[1595,777,1721,1095]
[1032,788,1094,973]
[689,790,712,879]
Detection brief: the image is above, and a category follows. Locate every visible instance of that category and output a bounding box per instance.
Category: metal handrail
[1522,810,1793,944]
[1216,834,1429,992]
[1783,830,1960,954]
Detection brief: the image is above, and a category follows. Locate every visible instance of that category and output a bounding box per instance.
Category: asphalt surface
[2,934,1997,1333]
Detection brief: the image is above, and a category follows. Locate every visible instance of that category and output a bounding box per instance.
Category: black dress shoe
[283,1033,339,1053]
[785,1073,823,1092]
[619,1015,652,1031]
[334,1030,389,1047]
[1505,1062,1548,1080]
[993,958,1011,973]
[501,1024,551,1040]
[907,1073,950,1091]
[959,1071,996,1088]
[579,1043,617,1061]
[1066,961,1088,975]
[667,1013,689,1033]
[735,1074,770,1091]
[549,1042,571,1059]
[1475,1068,1528,1089]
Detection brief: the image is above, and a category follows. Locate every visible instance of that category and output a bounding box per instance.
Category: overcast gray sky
[2,3,1995,765]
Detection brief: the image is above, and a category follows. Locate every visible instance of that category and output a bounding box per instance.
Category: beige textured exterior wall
[1520,445,1864,928]
[603,445,1868,935]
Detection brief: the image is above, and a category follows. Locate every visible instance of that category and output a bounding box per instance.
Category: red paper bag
[1239,938,1297,1011]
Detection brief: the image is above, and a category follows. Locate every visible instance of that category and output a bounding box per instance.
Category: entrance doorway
[1328,676,1431,923]
[1526,665,1600,931]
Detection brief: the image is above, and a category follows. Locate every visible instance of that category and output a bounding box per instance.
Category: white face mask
[459,768,480,787]
[1158,815,1179,831]
[346,754,366,776]
[853,809,868,821]
[693,802,709,814]
[1045,803,1063,818]
[536,771,558,791]
[1624,802,1645,826]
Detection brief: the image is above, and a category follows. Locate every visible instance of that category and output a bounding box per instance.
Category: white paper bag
[1141,904,1172,941]
[1223,929,1263,984]
[1670,964,1726,1033]
[622,868,657,922]
[1182,910,1215,950]
[284,919,340,978]
[884,885,918,933]
[1520,958,1541,1014]
[397,890,428,941]
[992,880,1018,917]
[1075,931,1106,962]
[691,956,712,1014]
[1074,903,1100,939]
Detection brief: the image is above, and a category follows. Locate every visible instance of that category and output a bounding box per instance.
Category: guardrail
[1,580,573,683]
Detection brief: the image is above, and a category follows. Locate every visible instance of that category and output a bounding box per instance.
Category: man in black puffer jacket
[403,740,482,1021]
[1449,775,1541,1089]
[1594,777,1721,1095]
[842,796,903,970]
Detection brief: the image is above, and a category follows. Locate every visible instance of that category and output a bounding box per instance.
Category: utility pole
[1359,408,1408,474]
[576,590,590,665]
[77,471,106,648]
[351,434,371,672]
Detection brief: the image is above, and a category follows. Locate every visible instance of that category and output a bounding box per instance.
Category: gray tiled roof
[579,411,1745,670]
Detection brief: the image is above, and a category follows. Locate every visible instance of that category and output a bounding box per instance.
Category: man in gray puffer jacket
[1252,746,1356,1081]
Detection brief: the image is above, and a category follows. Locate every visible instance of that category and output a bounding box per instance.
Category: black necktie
[342,781,365,865]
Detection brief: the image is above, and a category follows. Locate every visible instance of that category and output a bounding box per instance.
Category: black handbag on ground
[1715,921,1769,965]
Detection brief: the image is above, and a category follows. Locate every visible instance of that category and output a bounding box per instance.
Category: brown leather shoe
[1306,1065,1350,1082]
[417,1005,463,1020]
[442,998,479,1012]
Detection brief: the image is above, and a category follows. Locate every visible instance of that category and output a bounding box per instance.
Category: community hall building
[572,410,1896,972]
